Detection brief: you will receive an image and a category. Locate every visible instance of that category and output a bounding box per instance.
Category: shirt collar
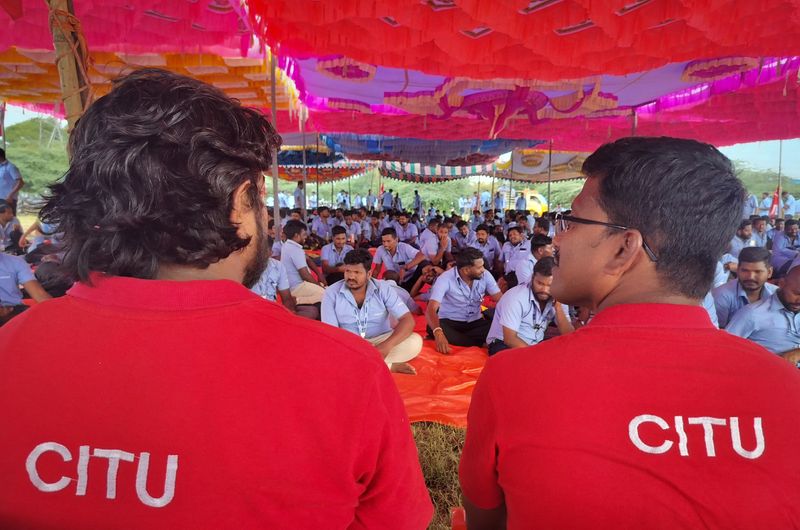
[67,272,256,310]
[286,239,302,249]
[587,303,714,329]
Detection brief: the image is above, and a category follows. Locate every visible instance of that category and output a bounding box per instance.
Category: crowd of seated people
[1,70,798,528]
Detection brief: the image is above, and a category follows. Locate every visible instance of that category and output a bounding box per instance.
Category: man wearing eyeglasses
[460,137,800,529]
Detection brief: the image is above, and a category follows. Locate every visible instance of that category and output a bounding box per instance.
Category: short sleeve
[498,294,522,331]
[381,283,410,320]
[459,361,504,509]
[9,163,21,181]
[320,245,332,264]
[428,274,449,303]
[373,247,384,265]
[483,272,500,296]
[515,259,534,285]
[290,246,307,271]
[12,256,35,284]
[320,288,340,327]
[725,306,755,338]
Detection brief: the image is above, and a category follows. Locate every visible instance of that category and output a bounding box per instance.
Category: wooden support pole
[47,0,90,134]
[269,50,282,240]
[300,109,308,219]
[547,140,553,211]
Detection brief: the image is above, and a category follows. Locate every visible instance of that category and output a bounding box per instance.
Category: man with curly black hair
[0,69,431,529]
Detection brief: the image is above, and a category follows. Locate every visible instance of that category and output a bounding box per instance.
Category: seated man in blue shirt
[280,220,326,306]
[0,202,23,255]
[486,257,574,355]
[728,219,755,258]
[0,252,51,326]
[320,225,354,285]
[712,246,776,327]
[770,219,799,251]
[421,223,453,267]
[374,227,427,291]
[392,211,419,247]
[426,247,502,353]
[453,221,477,253]
[751,216,769,248]
[726,256,800,366]
[322,249,422,374]
[310,206,334,243]
[469,224,502,276]
[512,234,555,289]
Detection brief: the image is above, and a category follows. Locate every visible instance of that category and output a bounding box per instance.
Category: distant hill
[2,117,797,207]
[3,118,68,197]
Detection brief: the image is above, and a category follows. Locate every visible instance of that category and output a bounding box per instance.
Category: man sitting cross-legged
[374,227,427,291]
[320,225,354,285]
[280,219,327,305]
[486,257,573,355]
[322,249,422,374]
[426,247,502,354]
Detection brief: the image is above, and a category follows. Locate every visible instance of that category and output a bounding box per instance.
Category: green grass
[412,422,466,530]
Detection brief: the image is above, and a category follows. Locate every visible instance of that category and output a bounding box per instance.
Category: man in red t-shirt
[0,69,432,529]
[460,137,800,529]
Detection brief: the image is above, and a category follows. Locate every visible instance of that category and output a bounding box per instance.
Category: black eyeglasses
[554,213,659,263]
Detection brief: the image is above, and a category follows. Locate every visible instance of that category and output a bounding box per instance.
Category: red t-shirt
[0,275,432,529]
[460,303,800,529]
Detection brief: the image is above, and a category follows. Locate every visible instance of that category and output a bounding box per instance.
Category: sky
[4,104,798,177]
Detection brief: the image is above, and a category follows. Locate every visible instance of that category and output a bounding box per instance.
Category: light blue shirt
[374,242,421,276]
[743,194,759,218]
[251,258,290,301]
[392,221,419,243]
[280,239,309,289]
[501,240,531,272]
[486,283,563,345]
[712,279,777,328]
[0,160,21,200]
[429,267,500,322]
[421,234,451,261]
[515,196,526,211]
[0,253,35,305]
[321,278,409,339]
[751,230,768,248]
[0,217,22,248]
[413,194,422,210]
[418,228,437,250]
[702,292,719,328]
[469,237,502,271]
[341,221,361,239]
[771,231,800,252]
[494,195,504,210]
[382,193,394,208]
[293,187,305,209]
[453,230,476,251]
[514,255,538,285]
[311,217,334,240]
[729,235,756,259]
[366,194,376,208]
[383,279,420,314]
[470,216,484,231]
[320,243,353,267]
[726,292,800,354]
[271,238,283,258]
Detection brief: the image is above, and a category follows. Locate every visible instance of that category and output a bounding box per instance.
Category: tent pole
[779,139,784,198]
[547,139,553,212]
[315,134,320,209]
[47,0,90,134]
[0,101,5,150]
[490,164,496,210]
[269,49,282,240]
[300,110,308,219]
[630,108,638,137]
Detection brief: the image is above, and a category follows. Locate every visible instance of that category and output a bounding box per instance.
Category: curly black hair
[40,68,281,282]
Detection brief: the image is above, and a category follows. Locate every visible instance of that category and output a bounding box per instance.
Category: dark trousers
[438,317,492,347]
[0,304,28,327]
[399,265,424,292]
[488,340,511,356]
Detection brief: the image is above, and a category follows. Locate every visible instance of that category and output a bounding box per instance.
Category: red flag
[769,184,781,218]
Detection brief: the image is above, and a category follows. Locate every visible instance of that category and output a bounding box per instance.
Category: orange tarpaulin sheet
[391,312,487,429]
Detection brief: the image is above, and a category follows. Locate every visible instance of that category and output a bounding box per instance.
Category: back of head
[284,220,308,241]
[456,247,483,269]
[533,255,555,277]
[582,136,744,298]
[40,68,281,283]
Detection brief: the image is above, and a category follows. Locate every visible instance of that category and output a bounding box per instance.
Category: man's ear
[603,229,646,277]
[230,181,255,224]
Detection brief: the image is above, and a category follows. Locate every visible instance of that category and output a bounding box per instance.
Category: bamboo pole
[269,51,282,240]
[47,0,90,134]
[547,140,553,212]
[300,110,308,219]
[315,134,320,209]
